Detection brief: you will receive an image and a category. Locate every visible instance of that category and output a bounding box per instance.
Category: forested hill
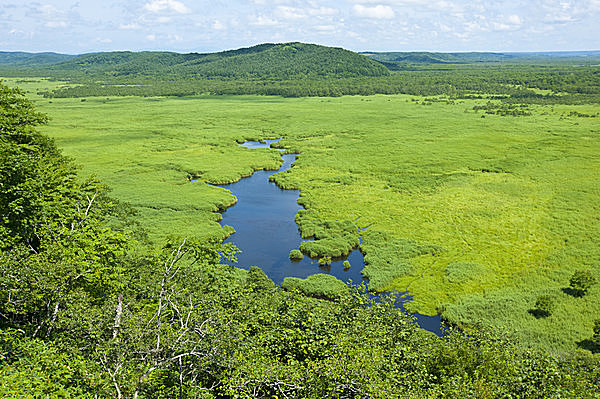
[1,43,390,79]
[0,51,77,66]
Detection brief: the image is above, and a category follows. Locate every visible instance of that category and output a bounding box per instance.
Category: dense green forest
[1,43,599,103]
[2,79,600,397]
[0,43,388,80]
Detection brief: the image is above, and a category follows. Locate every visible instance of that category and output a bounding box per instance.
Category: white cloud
[507,15,522,25]
[275,6,305,19]
[353,4,395,19]
[464,21,483,32]
[212,20,226,30]
[348,0,459,10]
[143,0,190,14]
[348,0,420,3]
[250,15,279,26]
[492,22,512,31]
[544,13,577,23]
[146,34,156,41]
[38,4,59,17]
[272,5,339,20]
[308,7,339,16]
[315,25,336,31]
[45,20,67,28]
[120,23,141,30]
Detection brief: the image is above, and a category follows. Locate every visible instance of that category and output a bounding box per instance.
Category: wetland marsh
[7,77,600,352]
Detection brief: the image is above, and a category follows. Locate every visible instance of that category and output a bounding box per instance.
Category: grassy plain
[5,77,600,353]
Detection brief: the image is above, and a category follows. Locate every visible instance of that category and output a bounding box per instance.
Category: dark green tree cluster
[1,81,600,397]
[473,101,532,116]
[533,295,555,318]
[570,270,596,296]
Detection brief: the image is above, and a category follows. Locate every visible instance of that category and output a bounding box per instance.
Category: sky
[1,0,599,54]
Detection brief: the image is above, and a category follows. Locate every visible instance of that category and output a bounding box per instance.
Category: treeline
[2,80,600,397]
[363,50,600,65]
[27,64,599,105]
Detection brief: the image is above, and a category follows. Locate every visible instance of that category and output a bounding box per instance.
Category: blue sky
[1,0,599,54]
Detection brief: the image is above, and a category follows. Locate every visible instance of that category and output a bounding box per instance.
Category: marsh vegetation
[5,72,597,353]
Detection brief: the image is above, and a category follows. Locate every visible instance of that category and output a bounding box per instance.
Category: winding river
[214,139,443,335]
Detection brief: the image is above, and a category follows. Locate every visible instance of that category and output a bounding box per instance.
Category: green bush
[289,249,303,261]
[592,319,600,346]
[246,266,275,291]
[533,295,554,318]
[570,270,596,296]
[282,274,349,301]
[318,256,332,266]
[296,210,359,258]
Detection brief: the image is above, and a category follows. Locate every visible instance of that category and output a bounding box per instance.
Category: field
[6,77,600,353]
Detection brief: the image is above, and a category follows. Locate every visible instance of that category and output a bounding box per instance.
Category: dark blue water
[215,139,443,335]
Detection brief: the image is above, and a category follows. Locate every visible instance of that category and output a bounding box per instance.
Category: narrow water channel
[215,139,443,335]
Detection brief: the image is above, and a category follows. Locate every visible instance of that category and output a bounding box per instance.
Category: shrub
[246,266,275,291]
[318,256,332,266]
[281,274,348,301]
[570,270,596,296]
[593,319,600,346]
[533,295,554,318]
[289,249,304,261]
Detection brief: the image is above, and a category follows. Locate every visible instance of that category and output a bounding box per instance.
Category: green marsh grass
[8,77,600,352]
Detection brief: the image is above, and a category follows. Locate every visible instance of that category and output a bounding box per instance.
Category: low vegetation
[3,69,597,353]
[282,274,349,300]
[289,249,304,261]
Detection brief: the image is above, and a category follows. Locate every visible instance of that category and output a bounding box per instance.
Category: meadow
[6,77,600,353]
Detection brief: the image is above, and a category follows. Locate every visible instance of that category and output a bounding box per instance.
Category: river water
[214,139,443,335]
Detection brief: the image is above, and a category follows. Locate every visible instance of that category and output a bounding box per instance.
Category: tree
[533,295,554,318]
[593,319,600,346]
[1,82,52,249]
[569,270,596,297]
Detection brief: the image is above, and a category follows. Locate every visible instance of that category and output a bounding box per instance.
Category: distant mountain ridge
[0,43,390,80]
[361,51,600,66]
[0,51,77,66]
[2,46,599,79]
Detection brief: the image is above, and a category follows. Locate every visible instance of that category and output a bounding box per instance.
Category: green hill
[0,51,77,66]
[25,42,389,79]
